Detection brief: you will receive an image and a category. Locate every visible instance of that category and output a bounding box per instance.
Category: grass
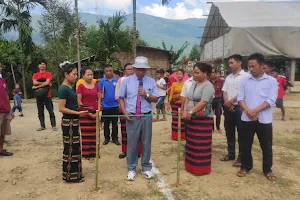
[120,189,144,199]
[276,137,300,152]
[276,152,298,166]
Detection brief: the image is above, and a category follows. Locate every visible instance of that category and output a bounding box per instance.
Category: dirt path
[1,94,300,200]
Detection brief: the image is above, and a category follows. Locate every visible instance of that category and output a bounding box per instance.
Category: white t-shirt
[156,78,167,96]
[222,70,249,105]
[181,77,195,98]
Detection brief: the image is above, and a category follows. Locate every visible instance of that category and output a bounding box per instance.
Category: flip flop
[237,169,248,177]
[37,127,46,131]
[0,150,13,156]
[220,155,234,162]
[265,172,276,181]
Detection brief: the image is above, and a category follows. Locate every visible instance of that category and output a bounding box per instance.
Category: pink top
[77,83,99,111]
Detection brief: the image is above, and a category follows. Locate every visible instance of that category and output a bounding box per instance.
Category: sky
[76,0,210,20]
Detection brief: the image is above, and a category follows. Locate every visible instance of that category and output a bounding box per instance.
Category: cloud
[78,0,131,13]
[139,2,204,20]
[185,0,197,7]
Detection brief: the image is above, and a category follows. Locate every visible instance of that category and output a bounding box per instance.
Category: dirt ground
[1,93,300,200]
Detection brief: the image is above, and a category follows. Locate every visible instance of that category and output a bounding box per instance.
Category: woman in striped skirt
[168,69,185,140]
[183,63,215,175]
[77,67,101,159]
[58,63,88,183]
[115,63,142,159]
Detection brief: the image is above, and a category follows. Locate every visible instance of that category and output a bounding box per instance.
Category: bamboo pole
[176,108,181,187]
[10,64,16,85]
[95,110,100,191]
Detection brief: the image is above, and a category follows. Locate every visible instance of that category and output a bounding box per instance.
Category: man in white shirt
[154,70,167,121]
[221,54,249,167]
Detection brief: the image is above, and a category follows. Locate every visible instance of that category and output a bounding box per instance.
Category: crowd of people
[0,52,288,183]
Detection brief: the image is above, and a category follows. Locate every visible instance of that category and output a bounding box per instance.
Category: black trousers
[224,106,242,160]
[36,96,56,128]
[212,97,223,130]
[239,121,273,174]
[102,107,119,142]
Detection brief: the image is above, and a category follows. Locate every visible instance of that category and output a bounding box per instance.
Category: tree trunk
[133,0,137,58]
[75,0,81,74]
[18,26,27,99]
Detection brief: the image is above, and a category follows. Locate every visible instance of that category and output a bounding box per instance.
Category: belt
[130,111,152,115]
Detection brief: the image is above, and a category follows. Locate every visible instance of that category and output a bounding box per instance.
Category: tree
[83,13,132,68]
[39,0,82,86]
[189,45,200,60]
[162,0,170,5]
[162,40,189,68]
[0,0,46,99]
[133,0,137,58]
[74,0,81,73]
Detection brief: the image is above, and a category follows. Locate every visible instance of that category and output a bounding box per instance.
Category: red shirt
[76,83,99,111]
[0,78,11,113]
[32,71,52,98]
[211,79,223,98]
[277,77,286,99]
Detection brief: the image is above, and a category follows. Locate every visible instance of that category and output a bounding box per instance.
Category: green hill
[4,12,206,56]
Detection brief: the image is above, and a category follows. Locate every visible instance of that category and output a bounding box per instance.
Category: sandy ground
[1,93,300,200]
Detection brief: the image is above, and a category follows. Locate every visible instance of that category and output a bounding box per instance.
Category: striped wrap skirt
[185,117,214,175]
[61,116,83,182]
[171,102,185,140]
[79,113,97,158]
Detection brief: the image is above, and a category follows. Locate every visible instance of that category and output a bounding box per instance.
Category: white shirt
[181,77,195,97]
[222,70,249,105]
[0,74,2,78]
[156,78,167,96]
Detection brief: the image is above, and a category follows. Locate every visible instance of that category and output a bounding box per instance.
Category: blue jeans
[126,116,152,172]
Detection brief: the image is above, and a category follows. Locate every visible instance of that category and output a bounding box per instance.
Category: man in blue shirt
[118,56,159,181]
[99,66,120,145]
[237,53,277,181]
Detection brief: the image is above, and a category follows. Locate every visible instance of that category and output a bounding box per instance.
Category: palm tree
[0,0,46,99]
[74,0,81,74]
[162,0,170,5]
[132,0,137,58]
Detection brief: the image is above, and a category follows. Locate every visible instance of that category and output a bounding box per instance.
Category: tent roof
[214,1,300,28]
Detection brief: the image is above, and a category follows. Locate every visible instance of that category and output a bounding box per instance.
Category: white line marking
[152,161,175,200]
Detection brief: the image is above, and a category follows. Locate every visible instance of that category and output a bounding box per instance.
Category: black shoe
[103,140,109,145]
[19,114,24,117]
[113,141,121,146]
[119,153,126,159]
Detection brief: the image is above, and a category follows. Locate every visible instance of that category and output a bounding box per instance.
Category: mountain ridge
[4,12,206,56]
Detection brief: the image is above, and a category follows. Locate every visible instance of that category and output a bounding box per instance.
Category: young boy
[154,69,167,122]
[272,69,286,121]
[12,89,24,117]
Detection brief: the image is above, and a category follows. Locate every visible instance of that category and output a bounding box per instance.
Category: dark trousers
[240,121,273,174]
[36,97,56,128]
[102,107,119,142]
[212,97,223,130]
[224,106,242,160]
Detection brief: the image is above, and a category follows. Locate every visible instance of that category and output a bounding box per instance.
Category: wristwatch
[146,93,150,99]
[189,110,193,115]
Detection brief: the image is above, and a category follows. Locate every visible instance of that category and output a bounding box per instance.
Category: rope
[99,113,177,118]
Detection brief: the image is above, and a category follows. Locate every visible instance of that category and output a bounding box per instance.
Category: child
[12,89,24,117]
[153,69,167,122]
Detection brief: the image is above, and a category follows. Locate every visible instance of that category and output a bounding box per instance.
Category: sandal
[237,169,248,177]
[0,150,13,156]
[265,172,276,181]
[220,155,234,162]
[233,160,241,167]
[37,127,46,131]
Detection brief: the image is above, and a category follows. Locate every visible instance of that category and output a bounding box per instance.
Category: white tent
[200,1,300,61]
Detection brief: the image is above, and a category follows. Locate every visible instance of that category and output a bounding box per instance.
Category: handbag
[190,83,212,119]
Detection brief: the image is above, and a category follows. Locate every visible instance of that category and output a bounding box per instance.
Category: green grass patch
[276,137,300,152]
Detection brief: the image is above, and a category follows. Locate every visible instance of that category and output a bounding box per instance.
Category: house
[199,1,300,92]
[113,46,173,77]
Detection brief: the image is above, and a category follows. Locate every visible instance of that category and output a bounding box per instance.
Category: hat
[132,56,150,69]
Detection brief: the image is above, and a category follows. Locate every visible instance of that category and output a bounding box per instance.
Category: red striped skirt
[120,110,142,155]
[185,117,213,175]
[79,114,97,158]
[171,102,185,140]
